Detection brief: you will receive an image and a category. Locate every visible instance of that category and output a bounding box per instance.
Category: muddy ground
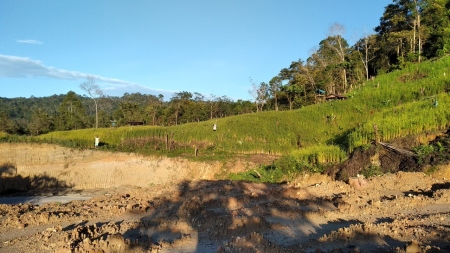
[1,143,450,252]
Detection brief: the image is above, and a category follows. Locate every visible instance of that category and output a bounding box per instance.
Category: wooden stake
[373,124,379,143]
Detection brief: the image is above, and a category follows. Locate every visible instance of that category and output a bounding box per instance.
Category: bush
[274,155,301,174]
[228,164,284,183]
[414,144,435,164]
[360,165,384,178]
[414,144,435,157]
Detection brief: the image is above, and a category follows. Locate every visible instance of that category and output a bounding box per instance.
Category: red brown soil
[1,144,450,252]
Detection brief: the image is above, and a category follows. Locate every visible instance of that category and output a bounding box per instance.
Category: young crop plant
[290,145,347,165]
[348,93,450,152]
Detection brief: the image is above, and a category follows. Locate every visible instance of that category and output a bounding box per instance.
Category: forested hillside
[0,92,255,135]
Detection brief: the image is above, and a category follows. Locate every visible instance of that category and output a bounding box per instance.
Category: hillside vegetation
[3,56,448,180]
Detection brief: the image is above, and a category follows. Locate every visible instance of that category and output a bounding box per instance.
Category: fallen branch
[253,170,262,178]
[378,142,417,157]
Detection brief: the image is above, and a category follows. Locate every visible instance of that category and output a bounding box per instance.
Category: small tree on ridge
[80,76,103,129]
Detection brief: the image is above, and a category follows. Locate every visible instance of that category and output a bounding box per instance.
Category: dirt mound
[334,143,419,181]
[334,131,450,181]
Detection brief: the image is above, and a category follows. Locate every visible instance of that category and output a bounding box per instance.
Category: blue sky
[0,0,392,100]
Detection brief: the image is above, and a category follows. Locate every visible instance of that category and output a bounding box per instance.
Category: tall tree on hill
[169,91,193,125]
[216,96,235,117]
[56,91,87,130]
[96,96,120,127]
[0,111,14,134]
[145,94,164,126]
[421,0,450,58]
[291,60,317,104]
[28,108,53,135]
[80,76,103,129]
[234,99,254,114]
[191,92,208,122]
[115,101,143,125]
[412,0,425,62]
[281,83,302,110]
[207,94,219,120]
[248,79,269,112]
[374,0,433,68]
[354,33,378,80]
[268,76,282,111]
[327,23,350,91]
[309,33,350,95]
[303,60,321,104]
[278,60,313,108]
[375,1,412,70]
[181,92,203,123]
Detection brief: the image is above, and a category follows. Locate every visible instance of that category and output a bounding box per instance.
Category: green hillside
[2,56,449,182]
[20,57,447,163]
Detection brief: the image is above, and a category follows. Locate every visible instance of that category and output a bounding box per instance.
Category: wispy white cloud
[16,39,42,45]
[0,54,131,84]
[0,54,174,97]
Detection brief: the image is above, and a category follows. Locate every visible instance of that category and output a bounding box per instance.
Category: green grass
[228,165,285,183]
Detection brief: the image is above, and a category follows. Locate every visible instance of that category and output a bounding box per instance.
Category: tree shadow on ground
[115,180,410,253]
[0,162,75,196]
[0,162,17,177]
[403,182,450,198]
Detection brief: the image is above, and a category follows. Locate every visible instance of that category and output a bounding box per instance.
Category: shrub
[274,155,301,174]
[414,144,435,157]
[360,165,384,178]
[228,164,284,183]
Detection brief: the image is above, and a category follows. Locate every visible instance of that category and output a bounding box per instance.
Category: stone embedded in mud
[107,233,125,251]
[369,199,381,207]
[282,186,312,199]
[337,201,353,212]
[348,177,369,190]
[405,239,423,253]
[227,197,242,210]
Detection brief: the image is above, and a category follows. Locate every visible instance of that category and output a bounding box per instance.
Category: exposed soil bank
[0,143,231,192]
